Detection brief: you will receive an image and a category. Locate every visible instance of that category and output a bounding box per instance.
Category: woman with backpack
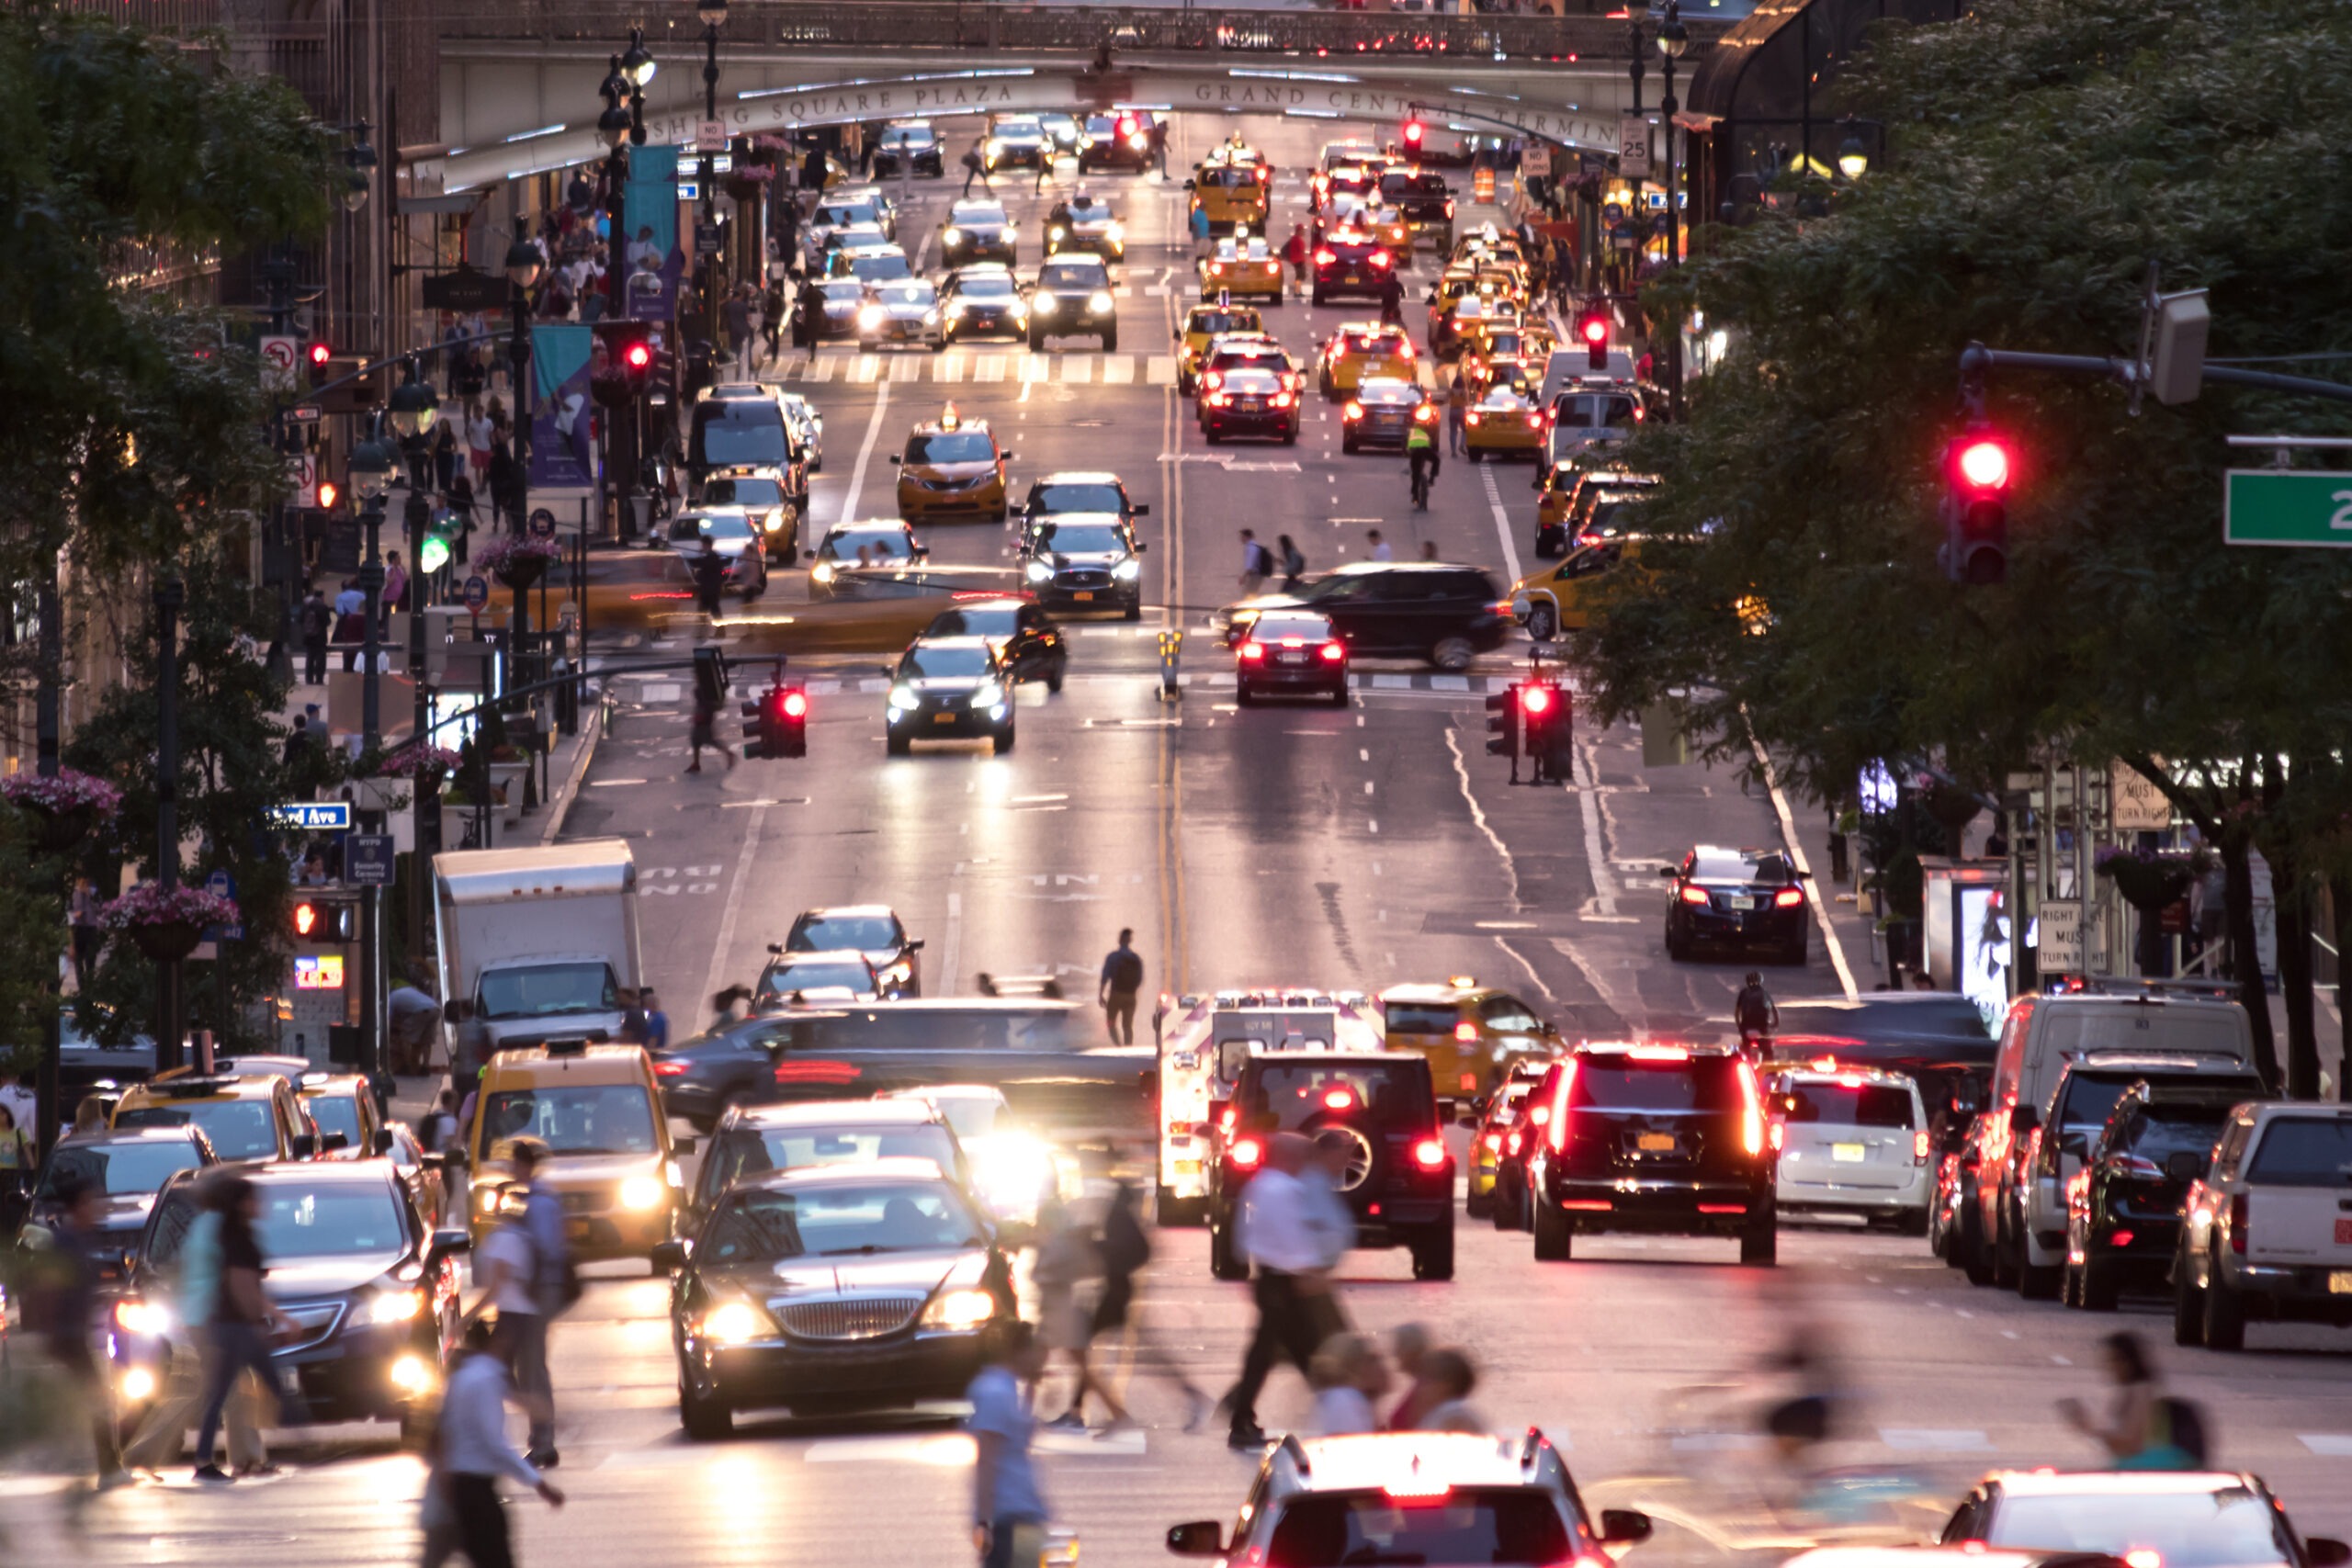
[1277,534,1306,591]
[2058,1329,2206,1470]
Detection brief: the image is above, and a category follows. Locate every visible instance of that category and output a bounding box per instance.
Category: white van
[1958,992,2254,1291]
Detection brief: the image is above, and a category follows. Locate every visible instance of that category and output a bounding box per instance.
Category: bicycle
[1408,459,1432,511]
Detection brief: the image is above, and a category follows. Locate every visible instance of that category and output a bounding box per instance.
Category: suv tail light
[1412,1138,1447,1170]
[1679,885,1710,905]
[1314,248,1337,267]
[652,1059,687,1077]
[2229,1191,2248,1254]
[1737,1058,1766,1157]
[1546,1059,1578,1154]
[1238,640,1265,661]
[1914,1130,1931,1163]
[1318,641,1344,663]
[1774,887,1804,908]
[1229,1137,1264,1170]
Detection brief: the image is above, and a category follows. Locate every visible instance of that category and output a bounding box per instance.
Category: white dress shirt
[1238,1166,1353,1274]
[438,1351,542,1487]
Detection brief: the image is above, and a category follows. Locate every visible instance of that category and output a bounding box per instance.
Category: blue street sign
[462,574,490,613]
[202,869,243,942]
[269,802,351,831]
[345,834,395,886]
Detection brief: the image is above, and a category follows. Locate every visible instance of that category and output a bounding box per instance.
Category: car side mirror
[1166,1523,1224,1556]
[421,1150,448,1169]
[430,1227,473,1258]
[1659,866,1678,877]
[908,939,927,952]
[1135,542,1148,553]
[650,1239,689,1272]
[1600,1510,1653,1548]
[320,1131,350,1153]
[2010,1105,2041,1134]
[2310,1542,2351,1568]
[1001,451,1015,463]
[673,1134,697,1156]
[2165,1150,2203,1182]
[888,455,901,465]
[1133,504,1150,517]
[1182,179,1196,191]
[373,1128,395,1156]
[289,1133,317,1158]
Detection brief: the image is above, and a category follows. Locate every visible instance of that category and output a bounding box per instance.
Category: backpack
[520,1198,584,1316]
[1105,948,1144,994]
[2154,1396,2210,1466]
[1100,1196,1151,1278]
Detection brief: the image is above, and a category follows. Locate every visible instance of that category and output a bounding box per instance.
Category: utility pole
[32,570,62,1151]
[153,577,187,1073]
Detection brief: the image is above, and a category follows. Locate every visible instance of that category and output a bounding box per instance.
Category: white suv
[2176,1101,2352,1349]
[1770,1066,1930,1233]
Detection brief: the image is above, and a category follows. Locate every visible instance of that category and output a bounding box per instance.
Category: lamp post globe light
[1838,119,1871,180]
[343,122,378,213]
[621,28,657,88]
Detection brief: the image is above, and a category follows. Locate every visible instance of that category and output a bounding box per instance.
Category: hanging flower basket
[376,740,463,795]
[3,768,124,855]
[99,882,240,963]
[478,533,566,591]
[726,164,775,201]
[2095,847,2198,912]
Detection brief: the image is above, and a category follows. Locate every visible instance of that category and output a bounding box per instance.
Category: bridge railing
[440,2,1688,59]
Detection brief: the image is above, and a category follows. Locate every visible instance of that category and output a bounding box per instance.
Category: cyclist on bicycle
[1734,971,1778,1055]
[1406,423,1441,510]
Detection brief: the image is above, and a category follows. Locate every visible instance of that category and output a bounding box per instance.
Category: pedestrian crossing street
[763,349,1178,387]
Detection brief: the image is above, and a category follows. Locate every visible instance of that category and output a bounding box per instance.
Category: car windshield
[901,643,995,679]
[1690,851,1791,884]
[791,914,902,952]
[2113,1104,2233,1164]
[1264,1489,1571,1568]
[480,1084,658,1157]
[1038,263,1104,290]
[1385,1004,1459,1035]
[874,281,935,308]
[1783,1082,1915,1128]
[996,118,1043,137]
[760,958,876,998]
[704,478,783,507]
[847,254,910,282]
[959,275,1018,299]
[1985,1487,2291,1567]
[1069,202,1113,221]
[711,1123,959,1191]
[825,529,910,560]
[1035,523,1126,554]
[696,407,788,468]
[820,281,865,304]
[927,606,1021,638]
[909,432,996,464]
[249,1181,409,1258]
[2040,1007,2247,1058]
[2245,1117,2352,1185]
[37,1140,201,1199]
[116,1100,278,1160]
[1242,1063,1434,1130]
[954,203,1009,224]
[698,1179,985,1262]
[672,514,755,545]
[887,127,934,147]
[1252,615,1334,641]
[1572,1055,1740,1112]
[1032,481,1125,513]
[305,1094,365,1144]
[476,961,617,1020]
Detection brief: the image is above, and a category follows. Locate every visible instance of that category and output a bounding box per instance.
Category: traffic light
[1577,310,1610,370]
[291,897,356,941]
[741,679,809,759]
[593,321,659,408]
[1941,430,2012,585]
[1403,117,1426,157]
[314,479,340,513]
[1485,685,1519,761]
[418,509,458,574]
[693,644,730,708]
[306,340,333,378]
[1519,678,1573,782]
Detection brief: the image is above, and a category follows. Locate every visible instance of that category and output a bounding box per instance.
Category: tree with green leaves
[1575,0,2352,1092]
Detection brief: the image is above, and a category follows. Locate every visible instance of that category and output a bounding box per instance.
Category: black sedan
[942,265,1028,344]
[884,636,1016,755]
[684,1099,973,1223]
[1200,367,1299,444]
[784,905,924,997]
[111,1160,468,1440]
[656,1157,1016,1438]
[1662,844,1809,964]
[20,1125,218,1275]
[1236,611,1349,706]
[923,596,1069,692]
[1021,470,1148,527]
[1341,376,1439,454]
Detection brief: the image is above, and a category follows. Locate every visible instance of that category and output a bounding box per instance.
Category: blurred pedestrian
[2058,1329,2203,1469]
[192,1173,301,1481]
[1034,1198,1109,1430]
[724,286,753,378]
[469,1137,570,1468]
[1098,929,1144,1045]
[1367,528,1392,563]
[1384,1323,1435,1429]
[1278,534,1306,591]
[124,1168,270,1477]
[69,1096,107,1138]
[968,1323,1052,1568]
[451,999,492,1107]
[1446,370,1471,456]
[1410,1348,1488,1433]
[690,535,727,632]
[1226,1133,1351,1449]
[642,988,671,1052]
[1084,1175,1206,1432]
[39,1176,130,1490]
[298,589,332,686]
[0,1071,35,1154]
[1306,1332,1390,1436]
[388,978,442,1078]
[429,1316,565,1568]
[1238,528,1271,596]
[1190,201,1212,261]
[616,987,649,1046]
[962,143,989,196]
[687,674,737,774]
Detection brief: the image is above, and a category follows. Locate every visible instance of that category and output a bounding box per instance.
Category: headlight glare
[921,1288,999,1330]
[943,227,962,246]
[1033,295,1056,315]
[1024,560,1053,583]
[970,682,1005,709]
[1113,558,1141,581]
[619,1175,667,1212]
[357,1287,426,1326]
[114,1299,173,1336]
[1088,290,1114,315]
[888,684,920,710]
[700,1301,770,1345]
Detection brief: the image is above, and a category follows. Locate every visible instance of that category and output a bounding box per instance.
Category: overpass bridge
[430,1,1730,189]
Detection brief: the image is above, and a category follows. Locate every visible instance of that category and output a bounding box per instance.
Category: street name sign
[270,801,352,830]
[2223,469,2352,547]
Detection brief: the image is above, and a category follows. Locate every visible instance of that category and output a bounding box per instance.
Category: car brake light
[1698,1202,1748,1215]
[652,1059,686,1077]
[1208,392,1232,408]
[1238,640,1265,661]
[1206,372,1223,389]
[1679,885,1711,905]
[1482,1132,1502,1150]
[2111,1228,2135,1248]
[1528,1104,1549,1126]
[1314,248,1337,266]
[1453,1021,1478,1042]
[1526,413,1542,428]
[1318,641,1344,663]
[1344,400,1364,420]
[1413,1138,1448,1169]
[1371,250,1392,269]
[2230,1191,2247,1254]
[1414,404,1436,423]
[1272,392,1294,409]
[2124,1552,2163,1568]
[1211,263,1225,275]
[1465,412,1483,426]
[1769,1120,1785,1151]
[1229,1137,1263,1169]
[1255,165,1271,184]
[1774,887,1804,908]
[1914,1130,1931,1163]
[1505,1130,1522,1155]
[1322,1088,1353,1110]
[1547,1058,1577,1153]
[1218,1106,1237,1130]
[1737,1057,1766,1157]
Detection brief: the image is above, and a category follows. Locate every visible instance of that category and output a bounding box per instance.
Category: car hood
[821,299,860,316]
[1038,550,1129,569]
[873,299,937,317]
[748,1247,986,1301]
[264,1249,406,1301]
[903,675,994,696]
[953,221,1009,238]
[904,461,997,480]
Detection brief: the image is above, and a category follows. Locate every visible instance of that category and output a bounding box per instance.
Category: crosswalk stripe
[890,355,924,382]
[1147,355,1176,386]
[1102,355,1135,385]
[1021,355,1053,383]
[801,355,832,383]
[850,355,881,383]
[1060,356,1093,385]
[936,353,965,383]
[973,355,1007,383]
[1115,286,1135,299]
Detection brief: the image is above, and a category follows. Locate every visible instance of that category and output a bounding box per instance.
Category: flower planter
[130,919,204,964]
[352,777,410,814]
[24,803,96,858]
[494,556,547,592]
[489,761,528,827]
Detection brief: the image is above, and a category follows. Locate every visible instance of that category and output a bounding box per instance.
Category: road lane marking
[942,890,963,994]
[1880,1429,1991,1452]
[838,379,893,525]
[1744,712,1860,998]
[2301,1435,2352,1456]
[1443,728,1515,897]
[587,778,646,787]
[1479,461,1522,584]
[700,800,769,1012]
[1572,737,1618,919]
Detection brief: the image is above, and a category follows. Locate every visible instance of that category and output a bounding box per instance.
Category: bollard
[1158,628,1183,702]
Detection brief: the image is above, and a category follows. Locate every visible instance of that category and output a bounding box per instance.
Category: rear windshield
[710,1122,958,1191]
[1555,394,1639,428]
[2040,1006,2246,1058]
[1572,1055,1740,1113]
[704,478,784,507]
[694,402,788,468]
[2246,1117,2352,1187]
[38,1140,202,1199]
[116,1100,279,1160]
[1188,311,1259,335]
[2059,1073,2261,1134]
[1783,1083,1914,1128]
[1381,172,1449,199]
[1031,480,1126,513]
[1242,1063,1433,1128]
[1264,1490,1570,1568]
[909,433,995,465]
[2111,1104,2233,1164]
[791,915,901,952]
[1983,1486,2292,1567]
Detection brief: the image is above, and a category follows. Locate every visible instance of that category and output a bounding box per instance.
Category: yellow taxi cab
[1449,224,1526,269]
[1316,321,1418,399]
[466,1041,689,1262]
[1453,296,1526,363]
[1379,979,1561,1108]
[1535,467,1661,558]
[1464,386,1545,460]
[1466,1073,1544,1218]
[893,403,1012,524]
[1509,536,1651,640]
[1426,266,1486,352]
[1174,300,1267,393]
[1361,203,1413,254]
[299,1071,390,1159]
[1459,323,1551,396]
[1188,142,1272,232]
[1197,230,1284,302]
[112,1071,319,1162]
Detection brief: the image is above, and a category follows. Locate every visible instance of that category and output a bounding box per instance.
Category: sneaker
[1043,1411,1087,1432]
[193,1464,234,1483]
[1227,1424,1269,1451]
[232,1463,282,1478]
[684,762,702,774]
[526,1448,560,1470]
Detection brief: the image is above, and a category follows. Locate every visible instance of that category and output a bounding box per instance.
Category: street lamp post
[503,238,544,658]
[348,430,397,1083]
[153,577,187,1073]
[387,367,441,970]
[1656,0,1689,417]
[601,48,644,541]
[697,0,729,362]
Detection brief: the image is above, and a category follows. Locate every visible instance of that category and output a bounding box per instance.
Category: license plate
[1727,896,1757,910]
[1833,1144,1866,1163]
[1174,1160,1201,1176]
[2331,1270,2352,1294]
[1276,652,1306,665]
[1074,591,1093,601]
[1237,398,1262,411]
[1637,1133,1676,1153]
[933,712,956,724]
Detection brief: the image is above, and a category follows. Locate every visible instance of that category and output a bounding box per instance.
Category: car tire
[887,731,911,757]
[1177,371,1194,394]
[1492,1182,1520,1231]
[1028,329,1045,352]
[1208,1212,1250,1280]
[992,724,1016,755]
[1430,637,1475,672]
[1103,331,1118,353]
[1155,1185,1203,1227]
[1960,1197,1996,1286]
[1665,922,1689,962]
[2079,1255,2120,1312]
[1046,658,1067,694]
[1235,682,1255,706]
[1124,599,1143,622]
[1282,429,1297,446]
[1312,288,1328,307]
[1410,1223,1455,1282]
[1527,604,1558,641]
[1780,935,1808,966]
[1465,1185,1492,1220]
[2018,1239,2062,1300]
[1342,436,1359,455]
[680,1374,734,1440]
[1992,1206,2021,1288]
[2203,1260,2247,1349]
[399,1406,431,1449]
[2172,1250,2207,1347]
[1330,684,1350,707]
[1740,1205,1779,1266]
[1532,1196,1573,1261]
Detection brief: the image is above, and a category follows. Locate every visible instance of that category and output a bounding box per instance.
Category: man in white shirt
[1226,1133,1345,1450]
[429,1319,562,1568]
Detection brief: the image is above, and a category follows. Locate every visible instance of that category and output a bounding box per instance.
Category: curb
[536,697,606,847]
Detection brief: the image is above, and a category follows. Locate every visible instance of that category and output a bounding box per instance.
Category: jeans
[492,1310,554,1453]
[303,637,327,685]
[1103,992,1136,1045]
[197,1319,295,1464]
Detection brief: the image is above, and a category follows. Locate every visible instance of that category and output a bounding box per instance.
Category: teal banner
[622,144,684,321]
[528,324,594,489]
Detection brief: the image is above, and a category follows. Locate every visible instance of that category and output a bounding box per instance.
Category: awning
[398,193,487,216]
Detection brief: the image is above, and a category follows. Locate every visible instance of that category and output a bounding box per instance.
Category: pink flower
[1,768,124,818]
[97,882,240,931]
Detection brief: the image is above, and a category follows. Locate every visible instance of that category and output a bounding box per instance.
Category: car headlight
[473,1182,503,1213]
[1049,226,1066,242]
[1113,558,1141,581]
[987,141,1004,157]
[120,1365,158,1402]
[811,561,837,584]
[1012,305,1028,321]
[969,682,1005,709]
[949,300,970,318]
[879,960,915,985]
[356,1286,427,1326]
[389,1354,436,1396]
[114,1298,173,1336]
[922,310,939,325]
[1088,290,1114,315]
[921,1288,999,1330]
[888,683,920,710]
[763,510,784,534]
[699,1301,774,1345]
[1024,559,1054,583]
[858,306,884,331]
[943,227,962,247]
[619,1174,668,1212]
[1105,221,1125,242]
[1033,295,1056,314]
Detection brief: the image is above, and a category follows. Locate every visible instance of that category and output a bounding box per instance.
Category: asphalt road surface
[19,112,2352,1568]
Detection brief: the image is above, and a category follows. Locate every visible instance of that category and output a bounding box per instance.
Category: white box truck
[433,840,643,1055]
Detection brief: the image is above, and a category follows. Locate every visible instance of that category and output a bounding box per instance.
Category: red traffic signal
[1521,683,1555,716]
[622,340,653,372]
[1942,430,2013,586]
[306,341,333,367]
[1952,435,2011,493]
[1577,310,1610,370]
[293,900,320,938]
[1403,118,1426,152]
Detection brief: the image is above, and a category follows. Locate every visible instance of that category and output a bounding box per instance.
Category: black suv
[1221,562,1510,671]
[2066,1078,2245,1311]
[1378,166,1455,248]
[1207,1052,1454,1281]
[1525,1043,1779,1265]
[1310,229,1398,306]
[1661,843,1809,964]
[1025,254,1117,351]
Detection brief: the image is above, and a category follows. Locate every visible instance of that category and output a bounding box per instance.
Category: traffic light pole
[1959,342,2352,407]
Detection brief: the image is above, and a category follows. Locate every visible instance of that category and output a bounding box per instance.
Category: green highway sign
[2223,468,2352,547]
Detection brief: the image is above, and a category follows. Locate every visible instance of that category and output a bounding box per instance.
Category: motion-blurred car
[753,949,887,1008]
[982,114,1051,171]
[1939,1471,2346,1568]
[807,518,925,598]
[1220,561,1510,672]
[885,636,1017,755]
[941,265,1028,344]
[700,467,802,561]
[684,1099,971,1221]
[941,199,1017,267]
[828,243,913,285]
[880,1085,1062,1225]
[18,1125,218,1272]
[922,597,1069,691]
[666,509,770,599]
[872,121,944,177]
[1078,111,1157,172]
[857,277,946,353]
